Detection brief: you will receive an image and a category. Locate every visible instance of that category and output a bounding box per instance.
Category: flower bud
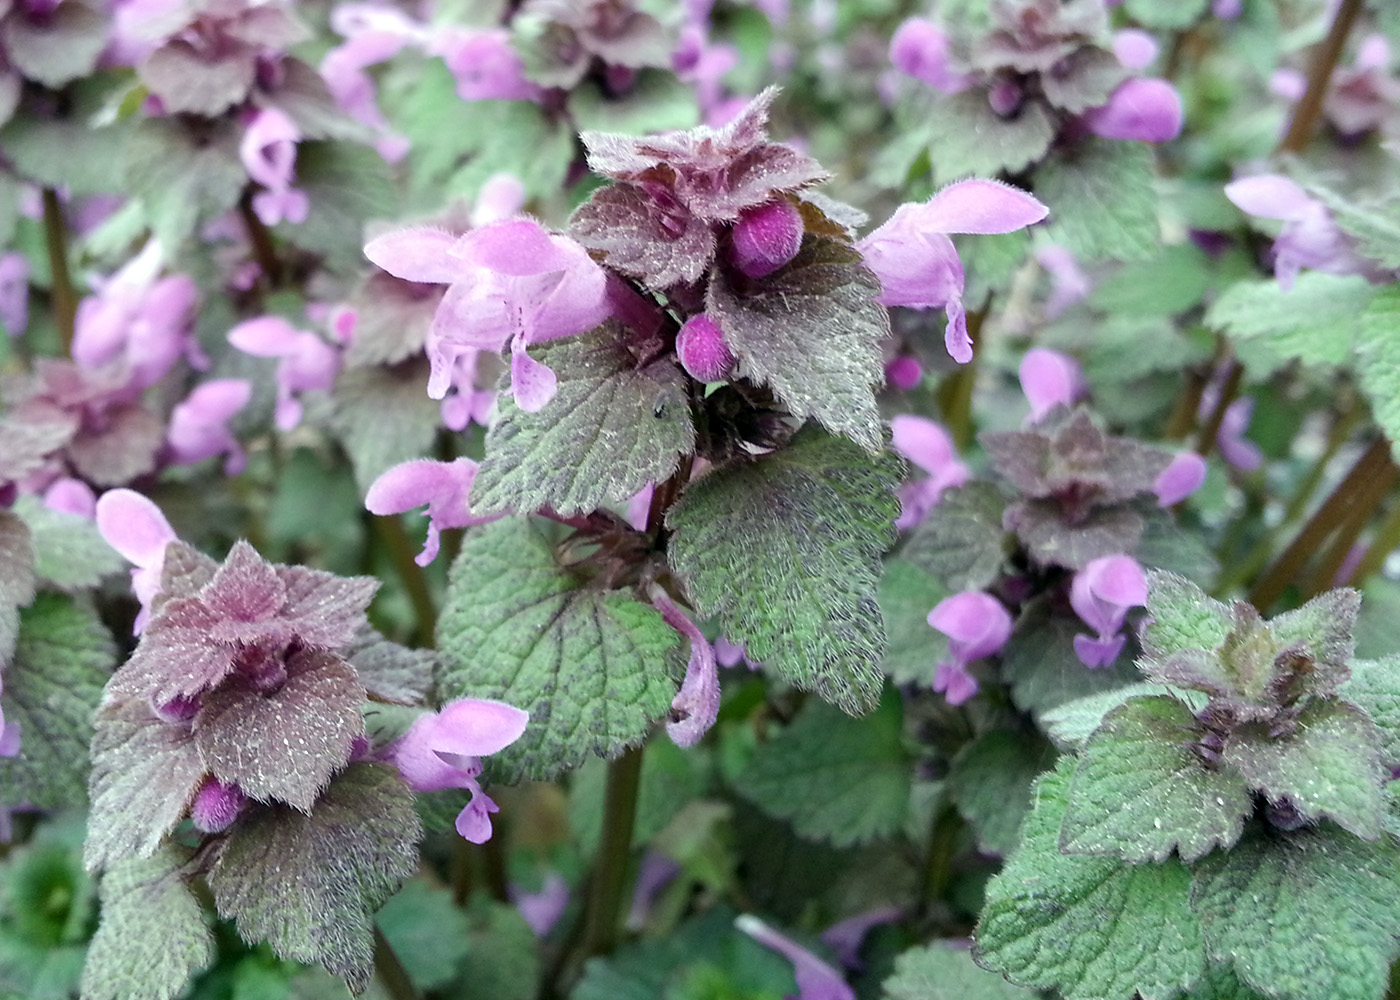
[190,776,248,833]
[730,199,803,278]
[676,314,737,383]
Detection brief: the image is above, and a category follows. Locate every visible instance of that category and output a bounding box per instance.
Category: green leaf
[900,482,1007,592]
[1089,243,1212,318]
[1000,597,1145,719]
[80,845,213,1000]
[923,91,1056,184]
[735,689,909,847]
[208,763,421,993]
[1313,189,1400,270]
[12,495,124,591]
[1206,273,1374,372]
[440,100,575,205]
[2,0,107,89]
[1220,700,1386,839]
[436,518,679,782]
[1191,824,1400,1000]
[472,329,696,516]
[1357,285,1400,461]
[375,879,473,991]
[84,697,206,873]
[1267,587,1359,695]
[124,119,245,249]
[444,898,541,1000]
[707,236,889,452]
[974,760,1207,1000]
[1123,0,1209,29]
[1340,656,1400,768]
[1133,510,1220,582]
[284,141,397,274]
[884,942,1037,999]
[1035,139,1160,262]
[1041,683,1202,750]
[0,115,132,196]
[328,359,443,493]
[666,426,902,714]
[948,730,1057,855]
[879,558,949,686]
[1177,964,1274,1000]
[567,70,701,136]
[0,509,36,666]
[1139,571,1232,660]
[1061,696,1251,862]
[0,593,113,810]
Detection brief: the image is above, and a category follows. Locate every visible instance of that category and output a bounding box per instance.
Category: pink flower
[95,488,178,634]
[43,477,96,518]
[889,17,968,93]
[927,592,1013,705]
[890,415,969,530]
[239,108,309,226]
[1083,77,1183,143]
[857,180,1048,363]
[227,316,341,431]
[385,698,529,843]
[0,252,29,336]
[1034,244,1092,319]
[364,458,502,566]
[1113,29,1159,71]
[167,378,252,475]
[432,27,539,103]
[364,219,612,412]
[736,915,855,1000]
[651,588,720,748]
[1153,452,1208,506]
[1019,347,1086,424]
[1070,554,1147,668]
[1223,175,1371,291]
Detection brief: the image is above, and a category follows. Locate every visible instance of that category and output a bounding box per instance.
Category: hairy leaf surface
[1036,140,1159,262]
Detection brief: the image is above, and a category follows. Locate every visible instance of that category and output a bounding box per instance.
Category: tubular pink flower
[889,17,967,93]
[227,316,341,431]
[95,488,178,633]
[385,698,529,843]
[1019,347,1086,424]
[1070,554,1147,668]
[1083,78,1183,143]
[240,108,309,226]
[651,588,720,748]
[736,915,856,1000]
[1154,452,1208,506]
[433,27,539,103]
[167,378,252,475]
[857,180,1048,363]
[43,477,96,518]
[1224,175,1368,291]
[677,314,737,383]
[890,415,969,530]
[927,592,1013,705]
[365,458,502,566]
[1113,29,1159,71]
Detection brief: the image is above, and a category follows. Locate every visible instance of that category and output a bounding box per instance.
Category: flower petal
[364,226,464,284]
[919,179,1049,235]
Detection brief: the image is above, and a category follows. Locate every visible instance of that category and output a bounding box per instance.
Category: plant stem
[372,926,422,1000]
[1278,0,1364,154]
[917,803,961,922]
[1249,438,1397,610]
[1345,490,1400,588]
[41,189,76,354]
[450,836,475,907]
[580,744,644,958]
[1162,363,1209,441]
[481,830,510,904]
[238,189,284,289]
[371,513,438,648]
[1193,360,1242,457]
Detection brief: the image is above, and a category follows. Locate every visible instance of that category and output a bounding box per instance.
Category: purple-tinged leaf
[1267,588,1359,697]
[66,403,164,487]
[194,649,364,812]
[708,236,888,451]
[922,90,1056,184]
[1040,47,1126,113]
[195,540,288,628]
[1221,700,1386,839]
[344,626,436,706]
[207,763,420,992]
[81,844,213,1000]
[2,0,107,89]
[110,598,235,705]
[155,542,219,607]
[329,358,444,493]
[86,699,205,873]
[570,183,716,287]
[342,274,442,368]
[1005,499,1145,570]
[0,403,78,487]
[902,482,1007,591]
[140,39,256,117]
[275,564,380,650]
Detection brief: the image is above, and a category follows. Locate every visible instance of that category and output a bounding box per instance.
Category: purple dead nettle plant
[927,591,1014,705]
[1069,552,1148,667]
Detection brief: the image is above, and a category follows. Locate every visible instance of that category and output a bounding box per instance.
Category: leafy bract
[1357,286,1400,461]
[85,700,206,873]
[1191,825,1400,1000]
[1139,571,1232,662]
[974,760,1207,1000]
[2,0,107,88]
[949,730,1057,856]
[735,689,909,847]
[666,426,902,714]
[923,91,1056,183]
[1042,683,1201,749]
[1206,273,1374,372]
[901,482,1006,592]
[472,330,696,516]
[0,593,113,810]
[884,942,1037,999]
[1035,140,1159,262]
[1220,701,1386,840]
[80,845,213,1000]
[208,763,420,993]
[1060,696,1251,862]
[707,236,888,451]
[436,518,679,782]
[570,183,717,288]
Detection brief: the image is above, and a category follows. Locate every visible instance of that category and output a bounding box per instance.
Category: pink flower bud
[988,78,1024,117]
[730,199,804,278]
[190,776,248,833]
[890,17,967,93]
[885,355,923,391]
[677,314,737,383]
[1154,452,1207,506]
[1070,554,1147,668]
[1019,348,1086,424]
[1083,78,1183,143]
